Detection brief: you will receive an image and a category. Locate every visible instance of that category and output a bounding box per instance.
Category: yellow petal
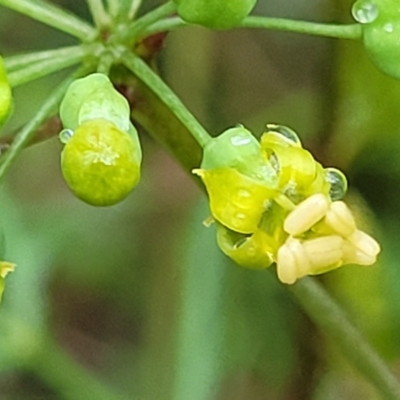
[195,167,277,234]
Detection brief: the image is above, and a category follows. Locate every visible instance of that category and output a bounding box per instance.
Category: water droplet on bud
[384,23,394,33]
[325,168,348,200]
[265,124,301,146]
[59,129,74,144]
[230,135,252,147]
[351,1,379,24]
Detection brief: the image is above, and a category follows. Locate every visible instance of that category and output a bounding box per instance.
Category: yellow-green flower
[0,261,15,304]
[195,124,380,284]
[0,56,12,128]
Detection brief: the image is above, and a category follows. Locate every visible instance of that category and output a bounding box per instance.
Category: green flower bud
[0,56,12,128]
[61,119,141,206]
[60,73,130,131]
[173,0,258,29]
[352,0,400,79]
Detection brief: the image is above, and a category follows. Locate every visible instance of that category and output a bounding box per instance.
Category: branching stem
[4,45,90,73]
[118,1,176,43]
[0,70,86,184]
[7,51,86,88]
[86,0,111,29]
[0,0,97,41]
[289,277,400,400]
[122,51,211,148]
[142,16,362,41]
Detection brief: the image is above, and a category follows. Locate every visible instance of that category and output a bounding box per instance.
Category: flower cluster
[59,73,142,206]
[194,125,380,284]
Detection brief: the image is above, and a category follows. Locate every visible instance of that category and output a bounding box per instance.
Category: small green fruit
[61,119,141,206]
[173,0,258,29]
[352,0,400,79]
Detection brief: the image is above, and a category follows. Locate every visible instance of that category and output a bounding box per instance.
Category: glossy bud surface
[61,119,141,206]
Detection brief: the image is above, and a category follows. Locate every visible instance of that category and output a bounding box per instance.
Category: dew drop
[230,135,252,147]
[265,124,301,146]
[235,212,247,221]
[59,129,74,144]
[351,1,379,24]
[325,168,348,201]
[384,23,394,33]
[238,189,251,199]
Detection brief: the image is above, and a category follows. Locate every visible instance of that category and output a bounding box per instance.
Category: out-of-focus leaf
[171,198,228,400]
[171,199,307,399]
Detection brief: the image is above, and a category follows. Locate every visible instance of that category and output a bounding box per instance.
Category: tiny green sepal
[59,73,130,131]
[352,0,400,79]
[173,0,258,29]
[0,55,13,128]
[61,119,141,207]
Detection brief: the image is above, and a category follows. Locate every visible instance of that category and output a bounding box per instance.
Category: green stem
[119,1,176,43]
[7,49,86,87]
[142,16,186,36]
[128,0,142,20]
[143,16,362,41]
[172,200,226,400]
[241,17,362,40]
[0,0,97,41]
[86,0,111,29]
[122,51,211,148]
[106,0,120,18]
[4,45,90,72]
[97,51,114,75]
[289,276,400,400]
[0,71,82,184]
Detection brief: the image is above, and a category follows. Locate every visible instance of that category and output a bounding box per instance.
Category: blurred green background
[1,0,400,399]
